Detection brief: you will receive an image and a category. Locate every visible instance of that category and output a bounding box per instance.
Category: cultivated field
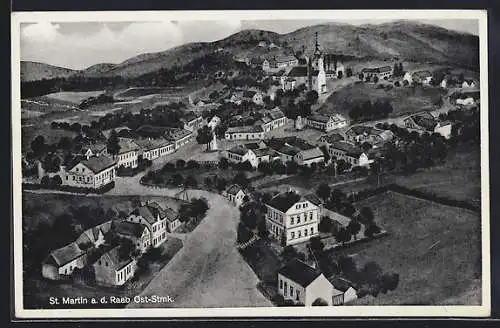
[346,191,481,305]
[44,91,106,104]
[319,82,446,117]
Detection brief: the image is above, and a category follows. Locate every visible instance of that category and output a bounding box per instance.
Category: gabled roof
[266,191,303,213]
[76,220,113,246]
[94,246,133,271]
[253,148,271,157]
[226,184,244,196]
[329,276,356,292]
[226,125,264,134]
[118,138,140,154]
[331,141,364,158]
[163,207,180,223]
[165,128,192,141]
[77,155,116,174]
[228,145,251,156]
[131,202,166,224]
[114,220,148,238]
[319,133,344,144]
[134,137,172,151]
[269,108,285,120]
[300,148,324,161]
[308,114,331,123]
[287,66,309,77]
[47,242,86,267]
[278,258,322,288]
[243,142,261,150]
[303,194,322,206]
[84,143,107,154]
[412,70,432,79]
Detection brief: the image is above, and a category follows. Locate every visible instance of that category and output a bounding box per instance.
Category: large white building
[115,138,140,168]
[329,141,372,168]
[126,202,170,248]
[306,113,349,132]
[265,191,320,246]
[134,137,175,161]
[224,125,266,141]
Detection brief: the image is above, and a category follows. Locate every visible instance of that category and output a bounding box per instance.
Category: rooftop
[330,141,364,157]
[78,155,116,174]
[266,191,303,213]
[362,66,392,74]
[226,125,264,134]
[118,138,140,154]
[287,66,309,77]
[134,137,172,151]
[114,220,147,238]
[226,184,244,196]
[300,147,325,161]
[227,145,251,156]
[278,258,322,288]
[94,246,133,271]
[131,202,167,225]
[48,242,86,267]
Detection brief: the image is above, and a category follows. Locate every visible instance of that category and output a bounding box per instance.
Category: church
[280,32,345,94]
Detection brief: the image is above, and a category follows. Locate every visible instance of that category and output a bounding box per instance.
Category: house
[461,79,476,88]
[265,191,320,246]
[62,155,117,189]
[456,97,476,106]
[317,133,345,147]
[294,147,325,166]
[344,126,394,146]
[440,78,448,88]
[258,41,267,47]
[81,143,108,159]
[165,128,193,149]
[113,220,151,254]
[127,202,168,248]
[249,57,265,68]
[258,108,287,132]
[224,125,265,141]
[403,71,413,85]
[275,55,299,68]
[75,221,113,249]
[42,242,88,280]
[92,246,137,286]
[164,207,182,233]
[134,137,175,161]
[330,277,358,305]
[224,184,246,207]
[114,138,140,168]
[181,112,204,132]
[242,90,264,105]
[411,71,433,85]
[228,92,244,105]
[277,258,334,306]
[207,115,221,130]
[361,66,393,79]
[402,111,452,139]
[329,141,372,167]
[306,113,349,132]
[225,145,259,168]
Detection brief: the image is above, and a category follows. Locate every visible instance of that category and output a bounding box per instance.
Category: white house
[207,115,221,130]
[225,125,265,141]
[62,156,117,189]
[329,141,372,167]
[402,112,453,139]
[135,137,175,161]
[278,258,334,306]
[225,145,259,168]
[462,79,476,88]
[115,138,140,168]
[265,191,320,246]
[456,97,476,106]
[113,220,151,254]
[42,242,88,280]
[165,128,194,150]
[93,246,137,286]
[164,207,182,233]
[294,148,325,166]
[306,113,349,132]
[127,201,169,248]
[81,143,108,159]
[411,70,433,85]
[361,66,393,79]
[330,277,358,305]
[75,221,113,249]
[224,184,246,207]
[258,108,288,132]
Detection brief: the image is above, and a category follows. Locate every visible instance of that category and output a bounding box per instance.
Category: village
[21,29,481,308]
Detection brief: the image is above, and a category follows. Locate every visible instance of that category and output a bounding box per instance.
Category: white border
[11,9,490,319]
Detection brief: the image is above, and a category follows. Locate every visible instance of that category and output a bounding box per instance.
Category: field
[345,191,481,305]
[319,81,446,118]
[114,87,189,99]
[44,91,106,104]
[22,124,79,153]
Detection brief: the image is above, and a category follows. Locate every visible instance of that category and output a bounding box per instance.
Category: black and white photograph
[11,9,490,318]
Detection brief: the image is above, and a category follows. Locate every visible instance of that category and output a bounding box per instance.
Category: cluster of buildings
[398,111,452,139]
[42,201,182,286]
[224,107,288,141]
[402,70,477,89]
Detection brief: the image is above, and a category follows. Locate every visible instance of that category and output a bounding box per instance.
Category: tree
[338,255,357,275]
[403,79,409,86]
[31,135,46,157]
[196,126,214,150]
[258,161,273,175]
[50,175,62,188]
[318,216,334,233]
[176,159,186,169]
[359,206,374,225]
[346,67,353,77]
[186,160,200,169]
[106,130,120,156]
[335,227,351,245]
[40,175,50,186]
[281,245,305,262]
[171,173,184,186]
[380,273,399,292]
[257,219,269,239]
[308,236,324,255]
[233,172,250,188]
[316,183,331,202]
[337,70,343,79]
[373,75,379,83]
[347,219,362,239]
[215,177,228,192]
[204,176,213,189]
[218,158,229,170]
[280,232,287,247]
[312,298,329,306]
[285,161,299,175]
[394,81,401,87]
[365,223,381,238]
[184,175,198,187]
[57,137,72,151]
[358,73,364,80]
[305,90,319,104]
[42,154,61,173]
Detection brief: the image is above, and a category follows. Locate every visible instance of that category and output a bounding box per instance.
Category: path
[127,189,272,308]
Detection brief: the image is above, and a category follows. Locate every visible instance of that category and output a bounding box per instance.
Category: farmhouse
[93,246,137,286]
[134,137,175,161]
[127,202,169,248]
[81,143,108,159]
[225,125,265,141]
[264,137,324,166]
[361,66,393,79]
[258,108,287,132]
[265,191,320,246]
[181,112,204,132]
[329,277,358,305]
[42,242,88,280]
[411,71,433,85]
[75,221,113,249]
[113,220,151,254]
[402,111,452,139]
[225,145,259,168]
[115,138,140,168]
[61,156,117,189]
[329,141,372,167]
[344,126,394,146]
[277,258,334,305]
[224,184,246,207]
[165,128,193,149]
[306,113,349,132]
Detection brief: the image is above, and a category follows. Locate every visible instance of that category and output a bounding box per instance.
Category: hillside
[21,20,479,82]
[20,61,76,82]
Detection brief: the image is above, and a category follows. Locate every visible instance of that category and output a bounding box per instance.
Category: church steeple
[314,31,322,57]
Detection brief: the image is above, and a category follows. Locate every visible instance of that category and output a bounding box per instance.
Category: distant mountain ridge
[21,20,479,82]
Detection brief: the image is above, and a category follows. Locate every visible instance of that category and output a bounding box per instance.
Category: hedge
[23,181,115,194]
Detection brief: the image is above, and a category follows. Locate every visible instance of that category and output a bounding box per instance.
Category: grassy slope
[20,61,76,82]
[349,191,481,305]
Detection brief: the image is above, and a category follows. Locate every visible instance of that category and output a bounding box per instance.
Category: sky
[20,19,479,70]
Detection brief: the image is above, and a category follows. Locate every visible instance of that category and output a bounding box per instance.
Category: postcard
[11,9,490,319]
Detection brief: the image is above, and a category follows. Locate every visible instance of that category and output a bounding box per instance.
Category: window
[296,290,300,301]
[305,229,308,236]
[297,216,301,224]
[291,232,295,239]
[290,286,294,296]
[309,212,313,220]
[105,262,108,267]
[298,231,301,238]
[311,227,314,234]
[290,217,294,225]
[284,282,288,296]
[279,279,283,289]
